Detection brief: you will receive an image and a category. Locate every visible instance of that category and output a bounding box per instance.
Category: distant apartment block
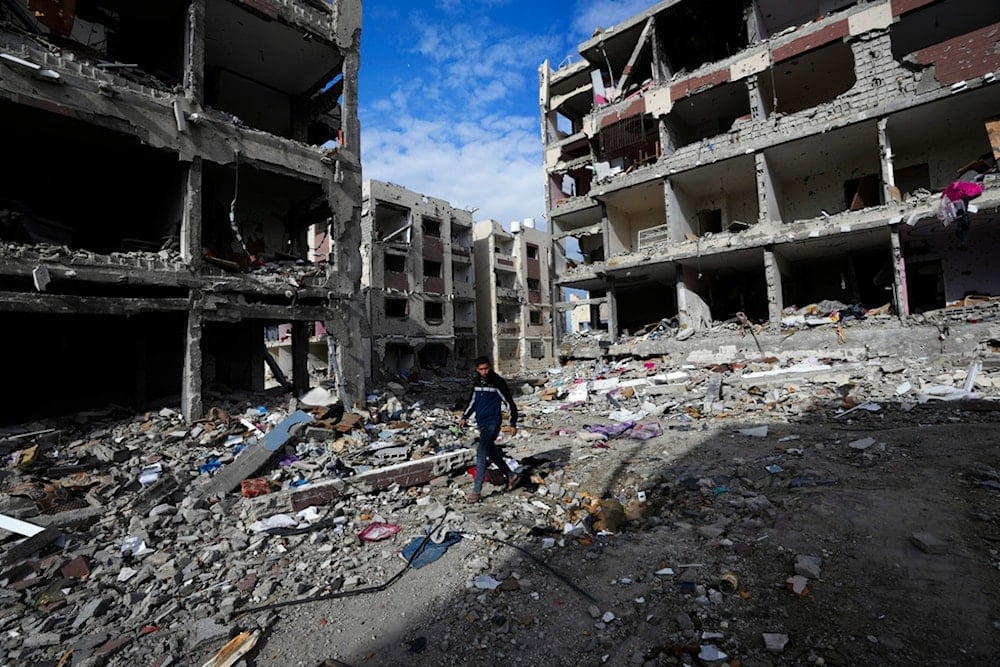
[361,180,477,379]
[541,0,1000,358]
[473,220,555,374]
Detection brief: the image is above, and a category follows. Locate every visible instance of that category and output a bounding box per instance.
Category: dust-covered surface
[3,350,1000,666]
[252,413,1000,667]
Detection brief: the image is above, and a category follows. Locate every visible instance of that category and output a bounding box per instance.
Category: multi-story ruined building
[473,219,555,374]
[0,0,364,423]
[360,180,477,379]
[541,0,1000,356]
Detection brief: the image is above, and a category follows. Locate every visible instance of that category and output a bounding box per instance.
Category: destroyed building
[473,219,556,374]
[0,0,365,424]
[540,0,1000,357]
[360,180,477,379]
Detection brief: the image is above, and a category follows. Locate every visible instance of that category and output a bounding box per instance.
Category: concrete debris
[1,345,999,664]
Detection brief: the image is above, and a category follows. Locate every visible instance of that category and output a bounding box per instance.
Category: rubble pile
[3,349,1000,664]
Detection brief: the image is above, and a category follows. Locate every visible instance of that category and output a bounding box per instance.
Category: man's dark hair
[473,356,491,368]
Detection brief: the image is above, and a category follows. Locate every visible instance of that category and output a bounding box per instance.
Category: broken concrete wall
[0,0,365,420]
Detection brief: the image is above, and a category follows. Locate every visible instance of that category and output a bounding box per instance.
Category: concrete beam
[288,448,474,512]
[0,292,190,315]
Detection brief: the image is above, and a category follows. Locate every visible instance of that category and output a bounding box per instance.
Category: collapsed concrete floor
[2,318,1000,666]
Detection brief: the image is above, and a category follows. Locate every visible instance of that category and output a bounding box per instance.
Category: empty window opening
[263,321,326,390]
[0,101,183,255]
[890,0,1000,64]
[529,310,543,325]
[385,254,406,273]
[526,244,540,260]
[668,80,751,148]
[452,227,472,252]
[0,312,185,425]
[422,217,441,238]
[203,162,328,270]
[423,259,442,279]
[698,209,723,235]
[495,271,517,290]
[759,41,856,117]
[306,74,344,147]
[654,0,747,73]
[418,343,450,370]
[424,301,444,324]
[527,278,541,292]
[578,234,605,265]
[375,203,411,243]
[383,343,416,376]
[753,0,855,39]
[893,163,931,201]
[530,341,546,359]
[204,0,344,139]
[385,297,408,318]
[616,282,677,334]
[844,174,883,211]
[779,250,893,313]
[905,259,945,314]
[555,111,576,137]
[497,304,520,325]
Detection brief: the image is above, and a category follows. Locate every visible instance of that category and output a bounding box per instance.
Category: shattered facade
[360,180,477,379]
[541,0,1000,357]
[473,220,555,374]
[0,0,365,423]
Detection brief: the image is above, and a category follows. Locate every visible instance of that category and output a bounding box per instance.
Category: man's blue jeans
[473,422,512,494]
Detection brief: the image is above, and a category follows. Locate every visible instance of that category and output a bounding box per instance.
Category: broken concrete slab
[194,411,313,499]
[2,526,63,565]
[290,448,474,511]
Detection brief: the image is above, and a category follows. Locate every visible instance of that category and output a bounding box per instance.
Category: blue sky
[358,0,654,229]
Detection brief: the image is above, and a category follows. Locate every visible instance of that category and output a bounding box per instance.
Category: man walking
[459,356,519,503]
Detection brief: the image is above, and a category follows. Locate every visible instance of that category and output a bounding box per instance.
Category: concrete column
[342,49,361,155]
[181,157,202,267]
[877,118,897,203]
[291,321,310,396]
[181,294,203,423]
[183,0,205,104]
[606,276,618,340]
[756,153,780,225]
[763,247,786,325]
[747,75,764,122]
[889,224,908,318]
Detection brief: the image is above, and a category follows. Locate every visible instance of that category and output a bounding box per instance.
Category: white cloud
[361,9,561,228]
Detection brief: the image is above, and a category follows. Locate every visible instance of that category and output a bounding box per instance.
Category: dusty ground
[244,402,1000,667]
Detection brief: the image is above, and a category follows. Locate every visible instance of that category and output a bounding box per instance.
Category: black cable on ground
[467,532,599,605]
[238,513,449,615]
[238,515,600,615]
